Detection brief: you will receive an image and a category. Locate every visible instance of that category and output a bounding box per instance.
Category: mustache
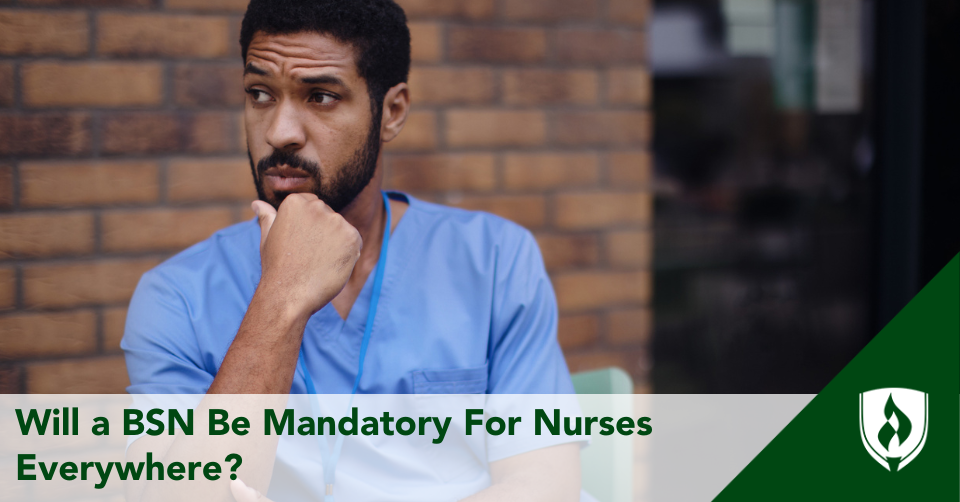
[255,149,320,177]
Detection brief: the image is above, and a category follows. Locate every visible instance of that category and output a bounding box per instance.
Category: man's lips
[262,165,310,178]
[262,165,312,191]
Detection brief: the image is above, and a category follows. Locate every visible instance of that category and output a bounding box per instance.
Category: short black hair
[240,0,411,114]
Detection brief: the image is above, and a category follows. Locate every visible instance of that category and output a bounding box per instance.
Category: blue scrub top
[122,192,575,395]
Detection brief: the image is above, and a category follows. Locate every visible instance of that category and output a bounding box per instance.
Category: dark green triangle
[714,255,959,501]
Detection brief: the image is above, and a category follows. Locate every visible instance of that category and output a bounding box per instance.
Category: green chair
[571,367,634,502]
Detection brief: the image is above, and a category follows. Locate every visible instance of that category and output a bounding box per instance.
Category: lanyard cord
[297,191,392,502]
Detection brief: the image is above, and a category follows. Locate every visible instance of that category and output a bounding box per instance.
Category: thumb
[251,201,277,249]
[230,479,271,502]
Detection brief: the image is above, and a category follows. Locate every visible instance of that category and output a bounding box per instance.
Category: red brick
[189,112,237,153]
[555,191,651,229]
[23,62,163,108]
[237,110,247,152]
[558,314,600,350]
[555,111,651,147]
[607,68,651,105]
[408,67,495,105]
[0,367,22,393]
[174,64,244,108]
[384,111,437,152]
[503,153,600,190]
[26,356,130,393]
[565,350,642,375]
[607,308,652,346]
[409,22,442,63]
[0,267,14,310]
[449,27,546,63]
[606,230,652,268]
[101,112,236,155]
[0,63,13,107]
[0,164,11,209]
[102,306,127,353]
[448,195,546,229]
[168,157,256,202]
[0,311,97,359]
[97,13,231,58]
[0,11,88,56]
[556,29,645,64]
[553,270,650,312]
[502,69,599,106]
[608,151,652,187]
[19,161,160,208]
[535,234,600,271]
[236,202,255,221]
[385,154,496,192]
[396,0,495,19]
[609,0,650,26]
[23,257,161,308]
[503,0,600,22]
[0,213,94,258]
[165,0,245,11]
[445,110,546,148]
[0,114,91,156]
[102,207,235,253]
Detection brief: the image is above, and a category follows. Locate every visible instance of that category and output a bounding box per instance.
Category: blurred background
[649,0,958,392]
[0,0,956,394]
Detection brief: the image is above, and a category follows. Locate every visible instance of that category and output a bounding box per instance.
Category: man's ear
[379,82,410,143]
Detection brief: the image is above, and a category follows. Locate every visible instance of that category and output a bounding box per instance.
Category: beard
[248,117,381,213]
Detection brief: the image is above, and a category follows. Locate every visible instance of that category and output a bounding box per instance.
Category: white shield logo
[859,388,928,471]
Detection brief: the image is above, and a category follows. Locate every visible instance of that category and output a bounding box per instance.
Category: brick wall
[0,0,653,393]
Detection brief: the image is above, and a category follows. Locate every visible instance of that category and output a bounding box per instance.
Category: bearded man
[121,0,581,500]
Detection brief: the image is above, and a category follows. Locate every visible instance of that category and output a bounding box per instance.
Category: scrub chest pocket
[411,364,489,394]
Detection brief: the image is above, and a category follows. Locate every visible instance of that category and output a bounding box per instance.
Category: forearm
[129,289,308,501]
[208,285,310,394]
[132,293,298,500]
[460,443,581,502]
[127,395,284,502]
[129,195,360,502]
[460,477,580,502]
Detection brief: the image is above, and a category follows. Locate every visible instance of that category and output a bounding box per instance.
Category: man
[122,0,580,500]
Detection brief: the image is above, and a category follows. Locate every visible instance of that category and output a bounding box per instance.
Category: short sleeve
[486,228,575,395]
[121,269,214,394]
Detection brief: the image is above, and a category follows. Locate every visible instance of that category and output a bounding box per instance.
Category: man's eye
[246,89,272,103]
[311,93,337,105]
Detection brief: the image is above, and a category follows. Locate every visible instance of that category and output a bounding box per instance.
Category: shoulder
[404,194,535,252]
[139,219,260,291]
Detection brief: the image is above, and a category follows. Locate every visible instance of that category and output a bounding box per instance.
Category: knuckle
[310,200,331,216]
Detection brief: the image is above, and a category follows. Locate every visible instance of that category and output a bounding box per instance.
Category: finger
[230,479,271,502]
[251,201,277,249]
[286,192,319,205]
[295,192,319,201]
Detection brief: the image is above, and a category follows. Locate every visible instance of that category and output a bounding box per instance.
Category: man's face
[243,31,380,212]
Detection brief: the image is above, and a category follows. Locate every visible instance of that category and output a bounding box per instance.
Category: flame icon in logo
[878,394,912,453]
[860,388,928,472]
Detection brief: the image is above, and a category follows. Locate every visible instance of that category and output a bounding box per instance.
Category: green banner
[715,255,959,500]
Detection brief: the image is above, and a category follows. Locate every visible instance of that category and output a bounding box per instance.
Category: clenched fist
[252,193,362,320]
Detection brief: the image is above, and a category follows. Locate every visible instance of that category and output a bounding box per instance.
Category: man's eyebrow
[243,63,268,76]
[243,64,346,87]
[299,74,346,87]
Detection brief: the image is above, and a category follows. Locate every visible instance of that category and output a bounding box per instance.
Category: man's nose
[265,100,306,151]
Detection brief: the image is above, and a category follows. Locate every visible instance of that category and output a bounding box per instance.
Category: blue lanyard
[297,191,391,502]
